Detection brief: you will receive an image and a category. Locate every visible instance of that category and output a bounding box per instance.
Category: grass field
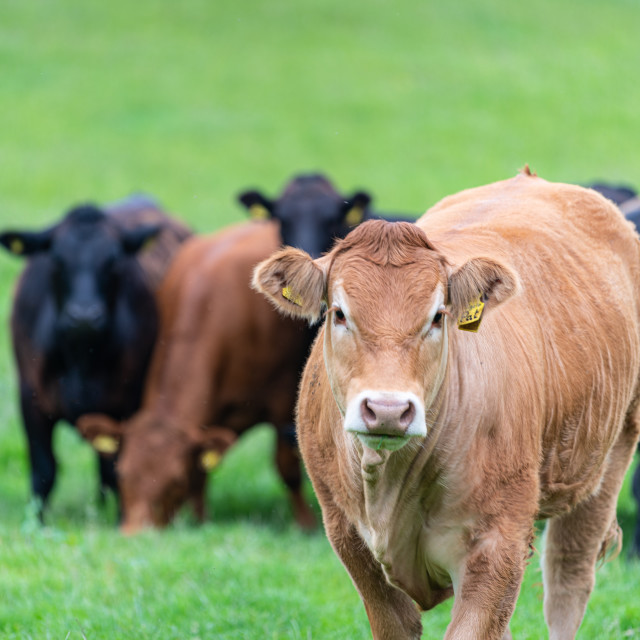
[1,0,640,637]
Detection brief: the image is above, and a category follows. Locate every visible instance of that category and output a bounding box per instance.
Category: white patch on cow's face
[344,389,427,451]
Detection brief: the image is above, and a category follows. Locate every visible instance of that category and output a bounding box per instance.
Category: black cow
[238,173,416,258]
[0,199,188,518]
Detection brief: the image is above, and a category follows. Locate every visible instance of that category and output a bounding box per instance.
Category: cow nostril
[399,402,416,428]
[361,399,377,427]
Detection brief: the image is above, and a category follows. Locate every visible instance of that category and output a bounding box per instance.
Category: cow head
[0,205,160,338]
[76,412,236,532]
[238,173,371,258]
[253,220,518,452]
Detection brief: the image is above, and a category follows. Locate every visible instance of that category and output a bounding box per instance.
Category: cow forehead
[330,255,445,334]
[53,221,120,261]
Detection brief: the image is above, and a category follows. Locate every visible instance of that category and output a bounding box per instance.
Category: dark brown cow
[78,222,315,532]
[254,171,640,639]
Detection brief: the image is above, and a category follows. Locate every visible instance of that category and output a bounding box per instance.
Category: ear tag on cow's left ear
[200,450,221,471]
[458,294,485,333]
[282,286,303,306]
[10,238,24,254]
[345,205,364,227]
[250,204,270,220]
[92,435,119,455]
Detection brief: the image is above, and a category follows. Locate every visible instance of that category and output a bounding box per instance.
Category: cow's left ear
[447,257,519,323]
[238,190,274,221]
[121,224,162,254]
[0,228,54,257]
[252,247,328,322]
[341,191,372,227]
[190,427,237,472]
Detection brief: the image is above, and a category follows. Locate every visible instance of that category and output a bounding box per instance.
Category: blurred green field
[1,0,640,638]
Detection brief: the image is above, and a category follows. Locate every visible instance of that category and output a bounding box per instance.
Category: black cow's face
[238,174,371,258]
[0,204,160,335]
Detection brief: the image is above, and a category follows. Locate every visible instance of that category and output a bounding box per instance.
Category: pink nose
[360,398,416,435]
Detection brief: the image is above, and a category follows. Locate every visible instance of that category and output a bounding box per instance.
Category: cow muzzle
[344,390,426,451]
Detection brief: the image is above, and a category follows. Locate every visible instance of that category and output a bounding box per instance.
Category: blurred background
[1,0,639,638]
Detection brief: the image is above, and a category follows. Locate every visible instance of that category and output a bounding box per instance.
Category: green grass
[2,0,640,637]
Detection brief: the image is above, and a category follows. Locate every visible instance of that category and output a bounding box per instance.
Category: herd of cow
[2,170,640,638]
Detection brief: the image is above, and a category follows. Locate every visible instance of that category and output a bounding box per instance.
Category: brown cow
[253,171,640,639]
[78,221,315,532]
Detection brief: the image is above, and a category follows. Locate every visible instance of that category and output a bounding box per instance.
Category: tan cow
[253,170,640,639]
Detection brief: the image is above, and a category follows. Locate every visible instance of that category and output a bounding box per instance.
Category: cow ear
[252,247,328,322]
[76,413,124,457]
[0,229,53,257]
[238,190,274,221]
[121,224,162,254]
[189,427,237,472]
[341,191,372,227]
[448,257,519,329]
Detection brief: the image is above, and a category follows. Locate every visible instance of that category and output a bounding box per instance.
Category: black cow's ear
[237,190,274,221]
[0,229,53,257]
[121,224,162,254]
[341,191,372,227]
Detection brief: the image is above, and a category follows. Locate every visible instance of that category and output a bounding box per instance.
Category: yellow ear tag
[92,435,119,454]
[345,205,364,227]
[200,450,221,471]
[10,238,24,254]
[458,294,485,333]
[282,286,303,307]
[250,204,270,220]
[141,236,157,251]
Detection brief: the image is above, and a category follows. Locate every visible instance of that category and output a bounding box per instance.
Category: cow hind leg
[274,424,316,529]
[542,413,639,639]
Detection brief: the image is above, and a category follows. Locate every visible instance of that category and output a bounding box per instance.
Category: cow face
[253,220,518,452]
[238,174,371,258]
[0,205,160,337]
[76,412,236,532]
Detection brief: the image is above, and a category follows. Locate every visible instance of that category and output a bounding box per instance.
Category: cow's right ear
[237,190,274,221]
[252,247,328,322]
[0,229,53,257]
[76,414,124,457]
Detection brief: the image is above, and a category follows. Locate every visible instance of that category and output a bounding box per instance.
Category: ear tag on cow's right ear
[345,205,365,227]
[250,204,270,220]
[10,238,24,254]
[282,286,303,306]
[92,435,119,455]
[200,450,222,471]
[458,294,485,333]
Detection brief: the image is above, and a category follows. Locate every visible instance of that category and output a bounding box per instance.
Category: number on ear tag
[458,295,485,333]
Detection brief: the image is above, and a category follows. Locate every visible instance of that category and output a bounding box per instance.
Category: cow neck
[355,327,450,595]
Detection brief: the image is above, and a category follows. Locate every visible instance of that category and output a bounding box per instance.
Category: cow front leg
[274,424,316,529]
[316,483,421,640]
[446,523,532,640]
[20,384,57,520]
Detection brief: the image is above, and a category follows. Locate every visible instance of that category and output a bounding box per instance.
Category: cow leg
[96,454,120,521]
[318,492,422,640]
[189,467,208,523]
[631,451,640,558]
[20,384,57,518]
[274,424,316,529]
[446,520,532,640]
[542,413,639,640]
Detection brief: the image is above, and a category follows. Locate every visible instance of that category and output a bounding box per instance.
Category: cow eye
[333,308,346,326]
[432,311,443,326]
